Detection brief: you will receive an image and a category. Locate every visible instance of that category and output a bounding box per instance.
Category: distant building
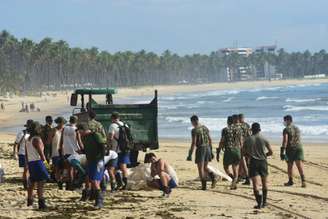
[254,45,277,80]
[218,47,253,81]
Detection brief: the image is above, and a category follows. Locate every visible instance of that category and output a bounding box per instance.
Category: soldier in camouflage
[217,115,243,190]
[87,111,106,138]
[187,115,217,191]
[280,115,306,188]
[239,114,251,185]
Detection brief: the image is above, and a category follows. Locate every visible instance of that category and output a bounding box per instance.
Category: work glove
[216,148,221,162]
[280,147,286,161]
[43,160,51,172]
[186,149,193,161]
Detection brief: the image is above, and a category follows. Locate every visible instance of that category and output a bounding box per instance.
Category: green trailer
[70,88,159,166]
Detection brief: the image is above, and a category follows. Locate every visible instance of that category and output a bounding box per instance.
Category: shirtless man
[145,153,177,197]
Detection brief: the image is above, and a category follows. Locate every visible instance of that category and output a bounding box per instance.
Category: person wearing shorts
[187,115,216,190]
[145,153,177,197]
[280,115,306,188]
[104,150,118,192]
[25,121,50,210]
[244,123,273,209]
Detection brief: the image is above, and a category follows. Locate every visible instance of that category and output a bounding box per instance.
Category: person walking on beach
[41,116,53,162]
[25,121,50,209]
[217,115,243,190]
[14,119,33,189]
[280,115,306,188]
[145,153,177,197]
[78,124,106,208]
[59,116,84,190]
[49,117,66,187]
[187,115,217,190]
[88,110,106,138]
[239,114,251,185]
[243,123,273,209]
[108,112,132,190]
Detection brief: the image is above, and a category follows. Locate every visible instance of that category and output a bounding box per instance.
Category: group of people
[187,114,306,209]
[13,111,177,210]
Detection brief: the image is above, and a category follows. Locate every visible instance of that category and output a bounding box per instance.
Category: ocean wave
[256,96,279,101]
[164,116,328,136]
[283,105,328,112]
[286,98,321,103]
[223,97,234,102]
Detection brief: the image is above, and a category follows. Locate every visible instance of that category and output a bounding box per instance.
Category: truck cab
[70,88,159,166]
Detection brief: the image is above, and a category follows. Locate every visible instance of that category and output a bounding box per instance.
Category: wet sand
[0,135,328,219]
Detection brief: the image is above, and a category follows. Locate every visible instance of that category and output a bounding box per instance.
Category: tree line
[1,30,328,94]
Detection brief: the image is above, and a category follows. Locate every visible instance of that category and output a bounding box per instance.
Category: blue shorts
[158,178,177,191]
[18,154,26,168]
[118,152,131,165]
[87,160,105,181]
[106,158,118,169]
[52,156,61,167]
[28,160,50,182]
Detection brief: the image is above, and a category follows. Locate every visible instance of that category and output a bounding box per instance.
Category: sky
[1,0,328,55]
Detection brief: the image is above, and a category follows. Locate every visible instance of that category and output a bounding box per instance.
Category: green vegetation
[0,30,328,93]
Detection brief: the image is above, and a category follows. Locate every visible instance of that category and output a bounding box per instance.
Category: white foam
[283,105,328,112]
[286,98,321,103]
[223,97,234,102]
[256,96,279,101]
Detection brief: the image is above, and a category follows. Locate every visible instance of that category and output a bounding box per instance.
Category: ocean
[123,83,328,143]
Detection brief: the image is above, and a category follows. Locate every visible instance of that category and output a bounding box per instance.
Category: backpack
[115,122,134,152]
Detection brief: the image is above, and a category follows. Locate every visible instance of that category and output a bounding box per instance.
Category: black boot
[284,177,294,186]
[242,177,251,185]
[110,181,117,192]
[262,189,268,208]
[57,181,63,190]
[38,198,47,210]
[80,189,90,202]
[115,172,123,190]
[94,190,104,209]
[27,198,34,207]
[208,172,217,189]
[253,191,262,209]
[89,189,96,201]
[122,177,128,190]
[201,180,207,190]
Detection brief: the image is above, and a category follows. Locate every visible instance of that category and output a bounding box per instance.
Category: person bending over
[145,153,177,197]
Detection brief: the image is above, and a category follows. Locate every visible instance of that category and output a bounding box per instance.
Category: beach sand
[0,136,328,219]
[1,78,328,218]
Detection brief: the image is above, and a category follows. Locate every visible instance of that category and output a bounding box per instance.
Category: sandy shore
[0,135,328,219]
[1,78,328,218]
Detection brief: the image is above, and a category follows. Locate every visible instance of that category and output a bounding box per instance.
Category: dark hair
[284,115,293,122]
[251,122,261,134]
[190,115,199,122]
[232,114,239,123]
[227,116,233,125]
[55,117,66,124]
[45,115,53,123]
[111,112,120,120]
[144,153,156,163]
[28,121,42,140]
[238,114,244,120]
[69,116,78,124]
[89,110,97,119]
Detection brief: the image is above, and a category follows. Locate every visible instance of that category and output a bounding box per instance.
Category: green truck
[70,88,159,166]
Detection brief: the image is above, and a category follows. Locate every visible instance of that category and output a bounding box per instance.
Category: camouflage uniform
[222,124,242,166]
[191,125,212,164]
[87,119,106,138]
[283,124,304,162]
[240,122,251,140]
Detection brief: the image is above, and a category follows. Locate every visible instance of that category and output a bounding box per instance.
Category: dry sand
[1,78,328,218]
[0,136,328,219]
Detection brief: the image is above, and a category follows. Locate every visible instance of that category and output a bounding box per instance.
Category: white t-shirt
[108,121,124,152]
[51,128,62,158]
[104,150,118,165]
[62,125,79,155]
[15,131,30,155]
